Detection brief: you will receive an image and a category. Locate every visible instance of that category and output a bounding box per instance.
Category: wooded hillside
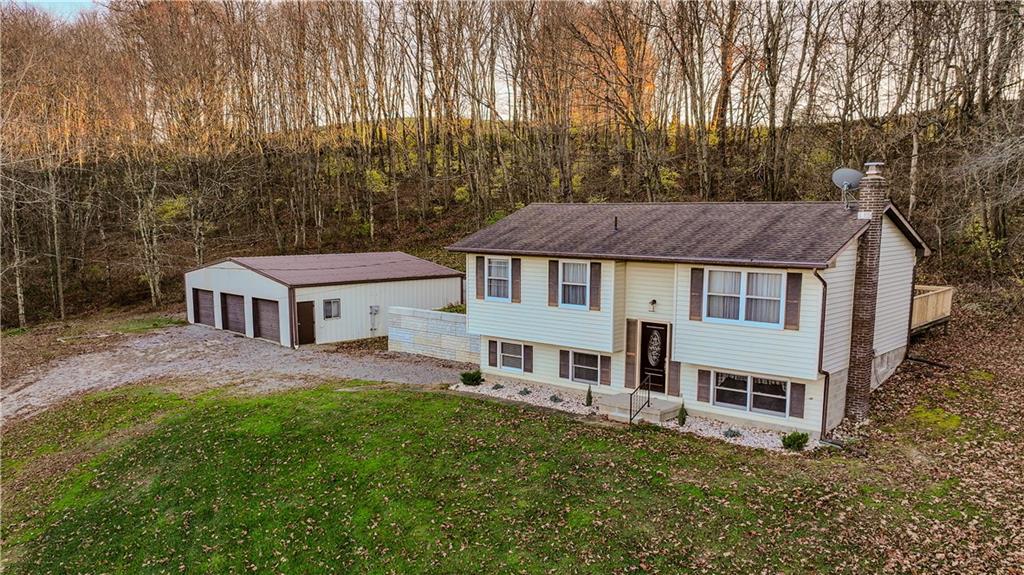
[2,0,1023,326]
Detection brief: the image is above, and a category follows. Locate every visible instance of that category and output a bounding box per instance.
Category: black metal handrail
[628,374,652,424]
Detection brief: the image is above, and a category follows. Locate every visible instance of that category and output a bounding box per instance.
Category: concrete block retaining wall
[387,306,479,364]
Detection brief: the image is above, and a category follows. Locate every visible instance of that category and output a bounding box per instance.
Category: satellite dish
[831,167,864,209]
[831,168,864,191]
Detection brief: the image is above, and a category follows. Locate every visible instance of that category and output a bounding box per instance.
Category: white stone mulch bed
[451,379,820,453]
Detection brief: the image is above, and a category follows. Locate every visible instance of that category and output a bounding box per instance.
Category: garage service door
[253,298,280,342]
[221,293,245,334]
[193,289,215,326]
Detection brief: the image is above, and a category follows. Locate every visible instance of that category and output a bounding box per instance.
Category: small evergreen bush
[677,405,687,426]
[723,428,742,438]
[518,388,531,396]
[491,383,504,390]
[549,395,562,403]
[585,386,593,407]
[460,370,483,387]
[782,431,810,451]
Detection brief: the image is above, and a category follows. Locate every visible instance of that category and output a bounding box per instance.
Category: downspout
[814,269,831,439]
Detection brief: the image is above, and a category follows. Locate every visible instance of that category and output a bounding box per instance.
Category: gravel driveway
[3,324,467,421]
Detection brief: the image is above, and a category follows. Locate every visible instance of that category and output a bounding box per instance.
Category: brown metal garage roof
[448,202,927,268]
[221,252,462,287]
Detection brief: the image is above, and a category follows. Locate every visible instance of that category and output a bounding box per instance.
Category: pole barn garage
[184,252,463,347]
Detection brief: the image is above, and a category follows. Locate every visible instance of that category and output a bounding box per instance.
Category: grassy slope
[1,379,1012,575]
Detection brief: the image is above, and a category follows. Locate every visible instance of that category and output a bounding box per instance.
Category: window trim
[702,268,786,328]
[498,340,524,373]
[558,259,590,310]
[569,350,600,385]
[711,369,790,418]
[484,257,512,302]
[323,298,341,320]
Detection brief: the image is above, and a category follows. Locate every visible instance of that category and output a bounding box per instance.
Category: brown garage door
[252,298,280,342]
[221,293,245,334]
[193,289,214,326]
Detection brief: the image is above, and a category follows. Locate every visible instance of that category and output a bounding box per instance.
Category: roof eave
[446,246,826,269]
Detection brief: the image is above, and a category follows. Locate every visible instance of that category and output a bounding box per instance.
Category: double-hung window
[704,269,784,327]
[485,257,511,301]
[713,370,789,417]
[499,342,523,371]
[570,351,599,384]
[323,299,341,319]
[560,261,589,308]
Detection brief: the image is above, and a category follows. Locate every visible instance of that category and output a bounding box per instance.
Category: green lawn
[1,381,1005,574]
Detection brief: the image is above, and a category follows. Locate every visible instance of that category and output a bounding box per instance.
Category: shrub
[585,386,593,407]
[491,383,504,391]
[518,388,531,396]
[677,405,687,426]
[549,395,562,403]
[723,428,742,439]
[782,432,810,451]
[460,370,483,387]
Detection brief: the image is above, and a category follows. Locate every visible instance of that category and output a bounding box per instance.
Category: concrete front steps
[596,392,680,424]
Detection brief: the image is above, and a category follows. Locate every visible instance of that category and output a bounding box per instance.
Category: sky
[24,0,98,20]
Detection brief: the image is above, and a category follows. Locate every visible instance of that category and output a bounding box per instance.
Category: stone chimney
[845,162,888,422]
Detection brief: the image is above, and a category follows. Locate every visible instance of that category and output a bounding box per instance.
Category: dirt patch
[2,323,468,422]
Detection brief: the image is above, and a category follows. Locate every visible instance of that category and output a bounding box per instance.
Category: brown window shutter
[697,369,711,402]
[488,340,498,367]
[599,355,611,385]
[589,262,601,311]
[789,383,806,418]
[548,260,559,306]
[523,344,533,372]
[785,272,802,330]
[476,256,485,300]
[511,258,522,303]
[668,361,681,396]
[689,268,704,321]
[559,350,570,379]
[624,319,638,389]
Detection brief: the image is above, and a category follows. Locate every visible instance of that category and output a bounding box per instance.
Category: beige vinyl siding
[680,365,823,435]
[184,261,292,346]
[467,255,616,352]
[612,262,627,352]
[820,242,857,373]
[296,277,461,344]
[675,264,823,381]
[874,216,916,354]
[624,262,676,323]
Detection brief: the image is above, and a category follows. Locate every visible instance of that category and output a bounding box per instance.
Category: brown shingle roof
[227,252,462,287]
[447,202,881,268]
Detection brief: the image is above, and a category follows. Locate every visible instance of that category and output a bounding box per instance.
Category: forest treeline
[2,0,1023,327]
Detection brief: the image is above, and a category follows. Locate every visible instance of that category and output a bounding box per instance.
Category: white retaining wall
[388,307,479,363]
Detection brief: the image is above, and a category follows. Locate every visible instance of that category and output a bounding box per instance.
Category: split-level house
[448,165,928,437]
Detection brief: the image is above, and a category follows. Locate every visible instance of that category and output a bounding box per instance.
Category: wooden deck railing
[911,285,954,334]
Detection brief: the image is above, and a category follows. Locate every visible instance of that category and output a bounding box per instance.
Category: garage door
[221,293,245,334]
[193,289,214,326]
[252,298,280,342]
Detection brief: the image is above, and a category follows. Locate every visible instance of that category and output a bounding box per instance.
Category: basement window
[713,370,788,417]
[324,299,341,319]
[571,351,599,384]
[500,342,523,371]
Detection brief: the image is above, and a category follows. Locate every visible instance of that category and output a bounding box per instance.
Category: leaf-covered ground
[2,287,1022,574]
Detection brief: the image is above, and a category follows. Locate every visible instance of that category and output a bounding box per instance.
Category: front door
[639,322,668,393]
[297,301,316,345]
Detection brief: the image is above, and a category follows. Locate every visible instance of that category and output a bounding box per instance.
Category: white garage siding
[184,261,292,346]
[295,277,462,343]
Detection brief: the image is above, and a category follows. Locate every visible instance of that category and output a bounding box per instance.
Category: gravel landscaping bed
[452,379,817,452]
